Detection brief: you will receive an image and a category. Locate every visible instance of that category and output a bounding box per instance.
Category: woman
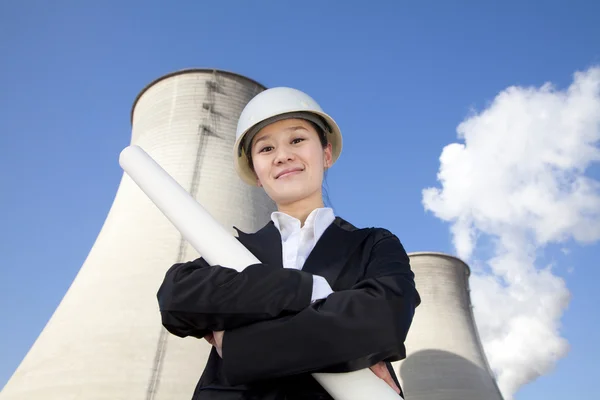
[157,87,421,399]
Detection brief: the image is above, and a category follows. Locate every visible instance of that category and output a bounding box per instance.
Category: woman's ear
[255,173,263,187]
[323,143,333,168]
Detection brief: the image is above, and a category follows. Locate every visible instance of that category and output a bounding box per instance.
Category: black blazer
[157,217,421,399]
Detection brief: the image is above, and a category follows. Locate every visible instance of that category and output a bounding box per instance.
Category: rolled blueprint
[119,146,256,271]
[119,145,400,400]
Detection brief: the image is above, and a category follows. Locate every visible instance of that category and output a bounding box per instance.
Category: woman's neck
[277,193,325,226]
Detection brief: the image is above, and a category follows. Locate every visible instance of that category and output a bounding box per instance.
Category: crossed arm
[156,231,419,386]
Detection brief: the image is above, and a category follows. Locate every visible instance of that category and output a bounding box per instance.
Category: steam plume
[422,66,600,398]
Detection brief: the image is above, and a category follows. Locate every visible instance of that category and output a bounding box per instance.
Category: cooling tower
[0,69,276,399]
[397,252,504,400]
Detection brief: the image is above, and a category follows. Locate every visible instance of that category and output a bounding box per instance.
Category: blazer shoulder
[334,217,403,250]
[232,220,274,237]
[335,217,397,239]
[370,226,398,241]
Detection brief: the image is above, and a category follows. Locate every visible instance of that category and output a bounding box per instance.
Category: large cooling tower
[0,69,276,399]
[397,252,504,400]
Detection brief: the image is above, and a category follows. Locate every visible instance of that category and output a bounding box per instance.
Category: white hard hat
[233,87,342,186]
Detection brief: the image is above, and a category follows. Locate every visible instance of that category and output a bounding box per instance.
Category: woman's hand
[204,331,225,358]
[370,361,400,394]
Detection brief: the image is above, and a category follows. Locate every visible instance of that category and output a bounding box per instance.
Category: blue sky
[1,1,599,399]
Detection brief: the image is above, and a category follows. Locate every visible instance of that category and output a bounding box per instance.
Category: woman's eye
[292,138,305,144]
[259,146,273,153]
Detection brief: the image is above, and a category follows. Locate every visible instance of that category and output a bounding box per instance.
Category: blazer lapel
[235,217,371,289]
[234,222,283,269]
[301,217,371,289]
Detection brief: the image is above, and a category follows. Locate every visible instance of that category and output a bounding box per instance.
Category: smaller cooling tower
[396,252,504,400]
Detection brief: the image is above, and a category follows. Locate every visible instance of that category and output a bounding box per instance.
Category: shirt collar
[271,207,335,242]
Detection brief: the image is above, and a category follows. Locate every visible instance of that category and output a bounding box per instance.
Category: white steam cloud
[422,66,600,398]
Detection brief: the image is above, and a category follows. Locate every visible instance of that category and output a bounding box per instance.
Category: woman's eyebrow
[254,125,309,148]
[254,134,271,145]
[286,125,309,132]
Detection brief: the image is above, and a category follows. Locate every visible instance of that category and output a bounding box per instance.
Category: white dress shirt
[271,207,335,303]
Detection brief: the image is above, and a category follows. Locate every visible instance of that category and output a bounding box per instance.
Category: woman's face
[250,118,332,206]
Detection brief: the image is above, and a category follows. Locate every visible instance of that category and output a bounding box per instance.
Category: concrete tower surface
[397,252,504,400]
[0,69,276,399]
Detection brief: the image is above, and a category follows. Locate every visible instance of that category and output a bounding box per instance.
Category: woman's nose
[274,147,294,163]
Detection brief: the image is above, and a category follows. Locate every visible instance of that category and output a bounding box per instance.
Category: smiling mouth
[276,169,304,179]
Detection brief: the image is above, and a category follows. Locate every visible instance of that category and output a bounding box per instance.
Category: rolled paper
[119,145,400,400]
[119,146,258,271]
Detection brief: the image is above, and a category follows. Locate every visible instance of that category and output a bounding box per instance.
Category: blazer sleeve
[156,259,313,339]
[220,230,420,386]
